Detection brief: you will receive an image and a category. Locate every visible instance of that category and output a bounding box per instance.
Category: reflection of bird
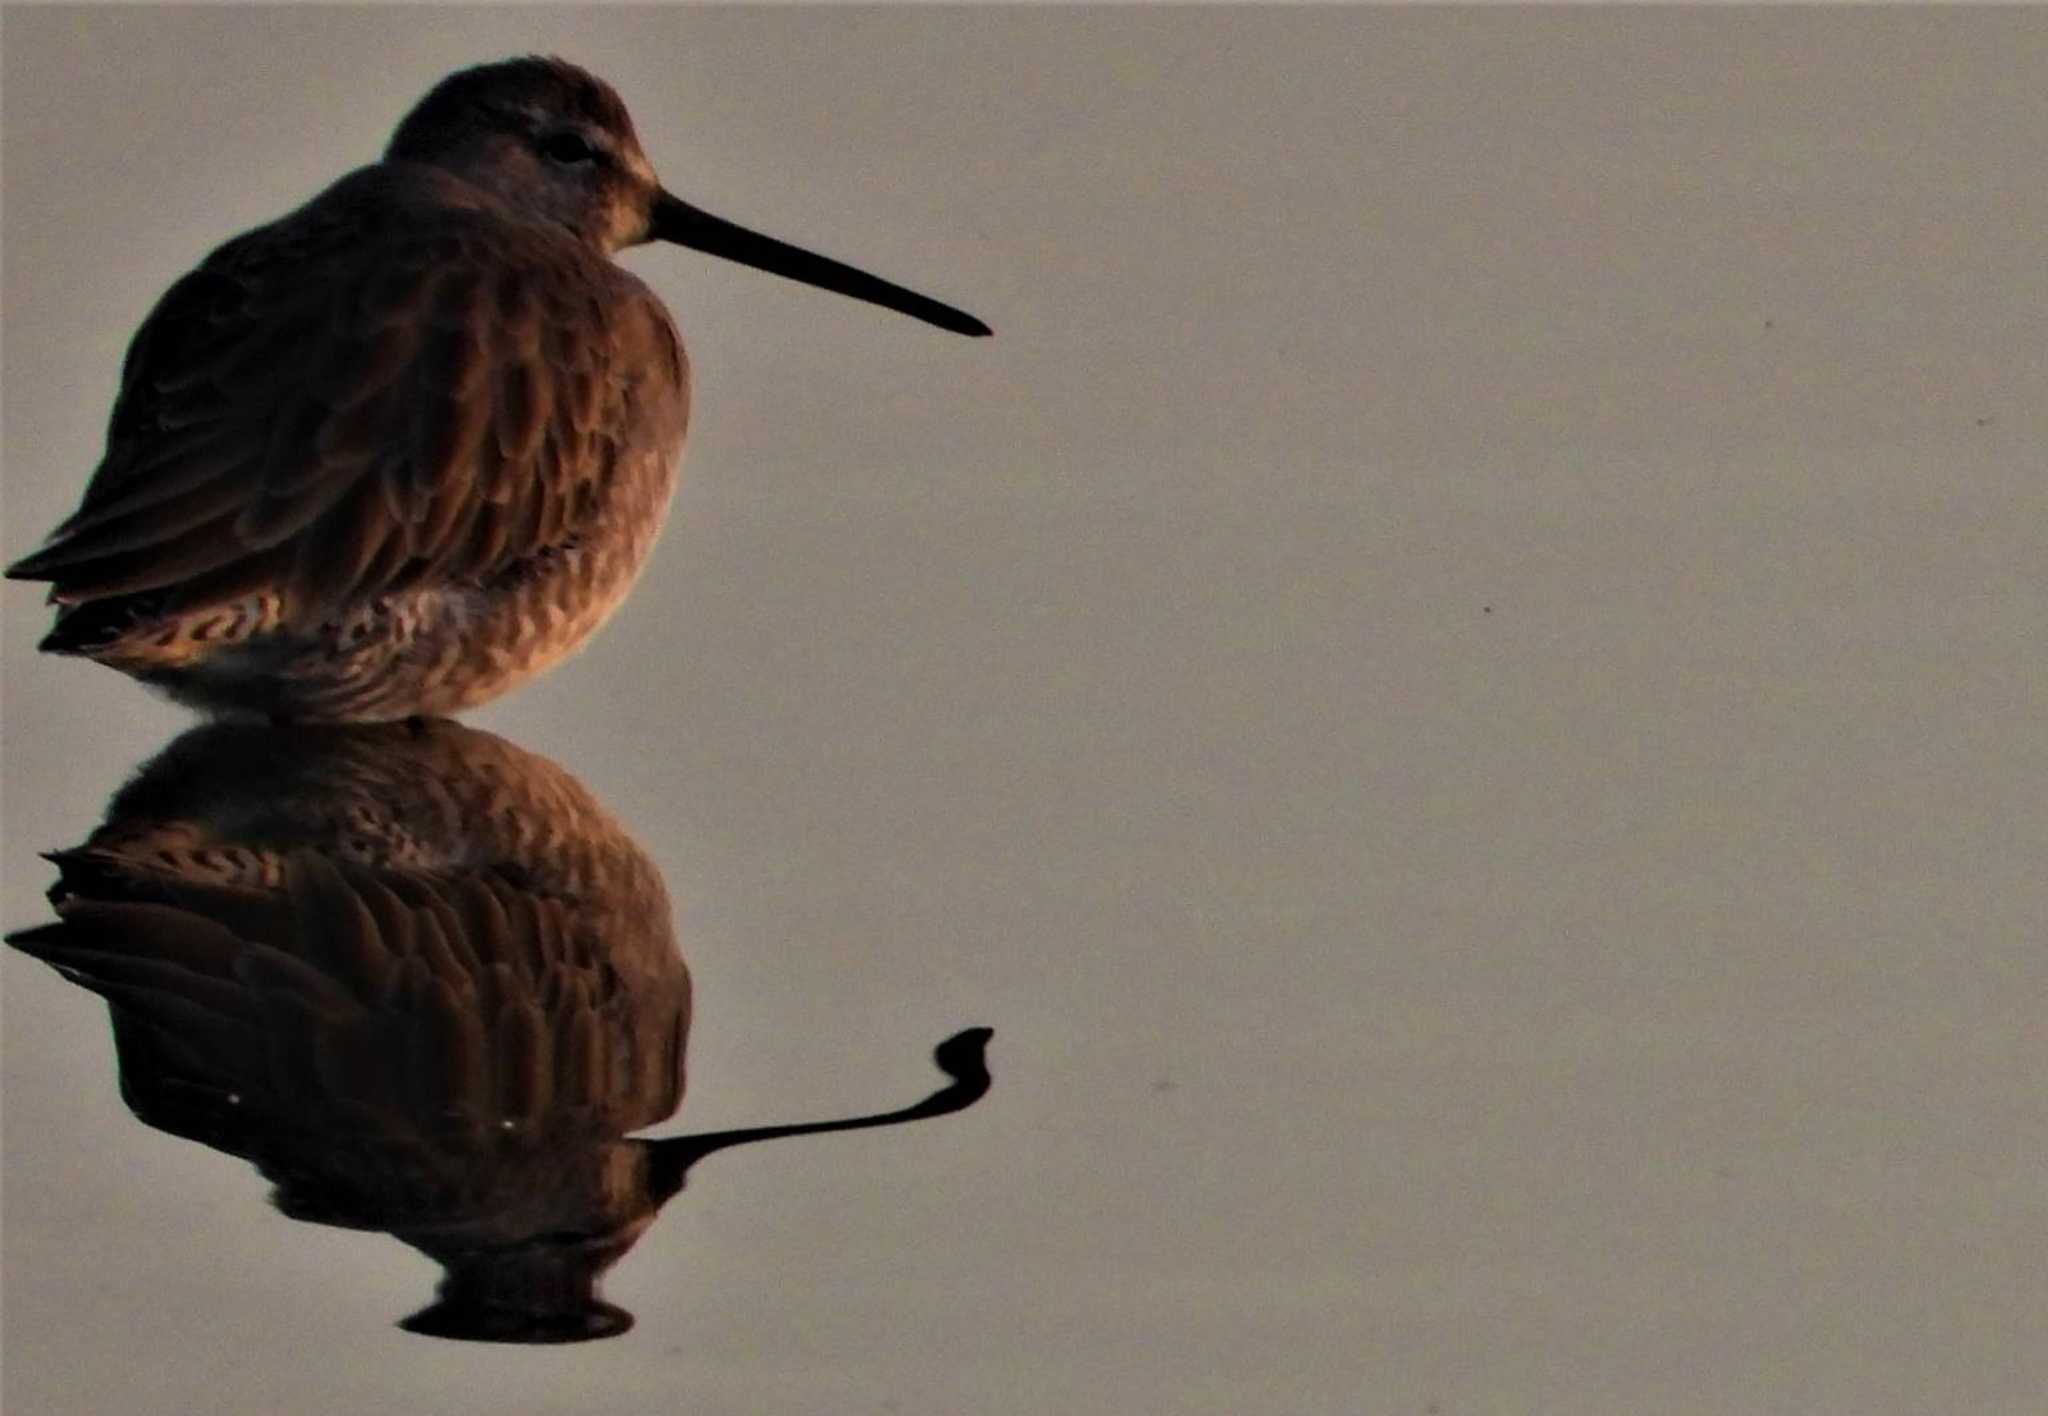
[13,718,693,1342]
[6,56,988,721]
[8,718,992,1343]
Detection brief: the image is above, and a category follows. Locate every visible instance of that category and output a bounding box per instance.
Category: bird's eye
[539,131,599,165]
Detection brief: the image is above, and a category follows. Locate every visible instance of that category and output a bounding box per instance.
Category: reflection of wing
[6,166,685,623]
[10,852,689,1143]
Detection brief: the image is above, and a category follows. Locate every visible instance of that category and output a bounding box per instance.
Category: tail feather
[37,595,168,656]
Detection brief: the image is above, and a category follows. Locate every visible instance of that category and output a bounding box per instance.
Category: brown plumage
[8,717,992,1343]
[7,56,988,721]
[15,718,692,1128]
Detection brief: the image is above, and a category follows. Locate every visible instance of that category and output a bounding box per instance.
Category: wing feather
[5,165,683,626]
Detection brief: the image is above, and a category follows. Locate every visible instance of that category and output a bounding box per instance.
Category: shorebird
[9,717,993,1342]
[6,56,988,721]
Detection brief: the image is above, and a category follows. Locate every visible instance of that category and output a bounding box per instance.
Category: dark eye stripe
[539,131,598,164]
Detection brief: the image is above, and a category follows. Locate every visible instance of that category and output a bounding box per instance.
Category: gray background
[5,7,2047,1413]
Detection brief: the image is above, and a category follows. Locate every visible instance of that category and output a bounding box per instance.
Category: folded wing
[7,170,684,626]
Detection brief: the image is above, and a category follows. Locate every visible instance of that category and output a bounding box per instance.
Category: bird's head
[386,56,660,253]
[387,56,989,335]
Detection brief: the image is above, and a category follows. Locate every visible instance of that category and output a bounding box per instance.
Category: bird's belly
[136,516,669,722]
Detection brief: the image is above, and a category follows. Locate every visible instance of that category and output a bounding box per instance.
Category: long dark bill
[652,191,991,337]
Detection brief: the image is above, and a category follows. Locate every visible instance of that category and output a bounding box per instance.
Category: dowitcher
[9,717,993,1343]
[6,57,988,721]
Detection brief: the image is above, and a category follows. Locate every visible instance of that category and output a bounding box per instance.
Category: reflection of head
[10,718,992,1343]
[396,1187,655,1344]
[393,1017,992,1345]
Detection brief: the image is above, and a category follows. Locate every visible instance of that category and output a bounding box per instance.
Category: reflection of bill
[9,719,991,1343]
